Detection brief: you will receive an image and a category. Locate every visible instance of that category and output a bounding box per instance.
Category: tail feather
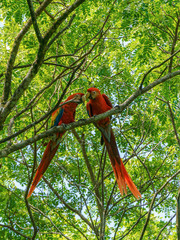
[103,129,141,199]
[121,161,141,199]
[27,141,59,198]
[112,160,127,196]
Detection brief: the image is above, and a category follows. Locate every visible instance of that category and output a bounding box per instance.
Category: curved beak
[72,94,85,104]
[82,92,90,102]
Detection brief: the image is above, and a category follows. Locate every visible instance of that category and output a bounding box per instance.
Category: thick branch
[2,0,53,105]
[169,16,180,73]
[0,0,86,128]
[27,0,43,43]
[43,0,85,44]
[177,188,180,240]
[0,70,180,157]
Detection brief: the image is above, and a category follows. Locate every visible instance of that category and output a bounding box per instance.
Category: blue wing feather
[54,108,64,126]
[51,108,64,127]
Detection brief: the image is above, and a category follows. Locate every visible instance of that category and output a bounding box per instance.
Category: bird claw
[50,133,57,142]
[115,105,121,110]
[78,118,86,122]
[43,141,48,146]
[61,123,67,129]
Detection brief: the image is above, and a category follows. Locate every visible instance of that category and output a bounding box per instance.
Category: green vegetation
[0,0,179,239]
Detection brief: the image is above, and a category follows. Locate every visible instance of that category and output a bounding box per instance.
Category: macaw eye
[92,91,96,94]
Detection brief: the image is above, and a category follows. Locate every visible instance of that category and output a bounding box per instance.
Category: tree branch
[37,0,55,20]
[0,70,180,157]
[24,141,38,239]
[1,0,53,105]
[177,188,180,240]
[139,170,180,240]
[156,97,180,147]
[72,130,102,212]
[169,15,180,73]
[43,0,86,44]
[139,49,180,89]
[0,0,86,128]
[155,214,176,240]
[43,176,94,230]
[47,14,76,48]
[27,0,43,43]
[29,202,73,240]
[0,224,31,239]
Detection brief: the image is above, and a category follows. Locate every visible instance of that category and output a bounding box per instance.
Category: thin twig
[0,58,85,144]
[139,49,180,89]
[1,70,180,157]
[155,214,176,240]
[47,14,76,48]
[139,170,180,240]
[156,97,180,147]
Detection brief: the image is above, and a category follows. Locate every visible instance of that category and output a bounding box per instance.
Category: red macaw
[27,93,84,198]
[83,88,141,199]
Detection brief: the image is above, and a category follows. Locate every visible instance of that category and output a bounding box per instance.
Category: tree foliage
[0,0,180,239]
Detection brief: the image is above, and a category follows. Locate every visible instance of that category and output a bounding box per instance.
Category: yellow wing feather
[50,108,60,127]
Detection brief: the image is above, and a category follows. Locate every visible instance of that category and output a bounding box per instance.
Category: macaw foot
[50,133,57,142]
[43,141,48,146]
[78,118,86,122]
[115,105,122,111]
[115,105,120,108]
[61,123,67,129]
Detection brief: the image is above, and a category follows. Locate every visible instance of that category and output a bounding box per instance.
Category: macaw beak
[73,98,82,104]
[82,92,90,102]
[72,94,85,104]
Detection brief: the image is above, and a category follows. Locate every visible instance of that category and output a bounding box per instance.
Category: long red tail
[103,130,141,199]
[27,140,59,198]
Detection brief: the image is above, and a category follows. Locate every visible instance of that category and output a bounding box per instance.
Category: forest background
[0,0,180,239]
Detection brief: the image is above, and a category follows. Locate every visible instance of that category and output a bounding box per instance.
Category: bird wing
[86,102,93,117]
[51,107,64,127]
[102,94,113,108]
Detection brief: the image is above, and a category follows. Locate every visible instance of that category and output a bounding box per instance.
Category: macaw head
[83,88,101,101]
[66,93,85,104]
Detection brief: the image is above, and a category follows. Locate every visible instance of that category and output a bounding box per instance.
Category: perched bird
[83,88,141,199]
[27,93,84,198]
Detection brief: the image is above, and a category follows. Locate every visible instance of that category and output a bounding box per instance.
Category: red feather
[104,130,141,199]
[27,141,59,198]
[86,88,141,199]
[27,93,84,198]
[102,94,113,108]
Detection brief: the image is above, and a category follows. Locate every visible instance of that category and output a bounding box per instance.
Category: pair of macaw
[27,88,141,199]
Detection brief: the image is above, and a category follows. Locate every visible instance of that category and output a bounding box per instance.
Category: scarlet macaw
[27,93,85,198]
[83,88,141,199]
